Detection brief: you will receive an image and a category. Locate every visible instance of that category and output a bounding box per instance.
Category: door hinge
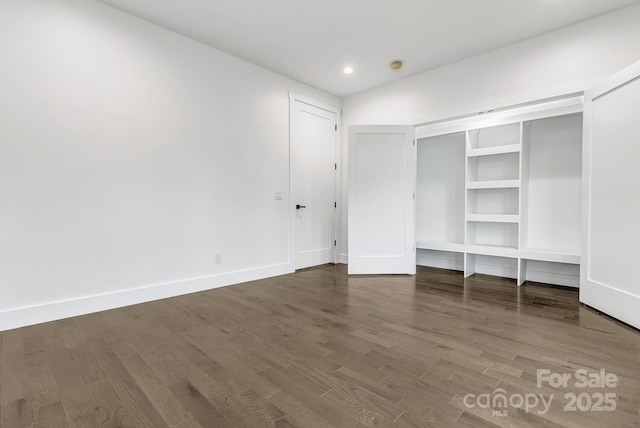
[413,139,416,146]
[335,124,337,131]
[334,202,337,208]
[334,163,337,170]
[334,240,337,247]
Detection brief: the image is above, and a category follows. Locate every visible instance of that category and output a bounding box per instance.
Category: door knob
[296,204,306,209]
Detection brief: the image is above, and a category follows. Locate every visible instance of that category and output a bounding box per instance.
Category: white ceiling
[96,0,640,98]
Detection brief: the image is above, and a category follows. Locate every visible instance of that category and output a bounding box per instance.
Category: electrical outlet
[214,252,222,264]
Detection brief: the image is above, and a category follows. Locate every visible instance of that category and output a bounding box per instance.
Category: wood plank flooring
[1,265,639,427]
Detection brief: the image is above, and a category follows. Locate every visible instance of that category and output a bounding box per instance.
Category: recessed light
[390,60,403,70]
[343,66,354,74]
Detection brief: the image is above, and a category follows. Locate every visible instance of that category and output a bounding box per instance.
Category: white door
[291,96,337,270]
[348,125,416,274]
[581,60,640,329]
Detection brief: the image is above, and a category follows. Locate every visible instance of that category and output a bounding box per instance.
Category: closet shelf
[466,245,518,258]
[520,249,580,264]
[467,214,520,223]
[467,179,520,189]
[416,241,465,253]
[467,144,521,158]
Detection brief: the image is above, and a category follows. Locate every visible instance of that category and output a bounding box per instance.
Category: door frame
[288,92,341,270]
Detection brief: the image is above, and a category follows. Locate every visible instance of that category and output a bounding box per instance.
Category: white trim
[581,281,640,326]
[288,95,296,271]
[0,263,293,332]
[415,93,583,127]
[334,105,342,266]
[288,92,341,116]
[415,95,583,139]
[586,62,640,102]
[289,92,341,269]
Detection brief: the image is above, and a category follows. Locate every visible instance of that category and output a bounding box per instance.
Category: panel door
[291,99,337,269]
[581,60,640,329]
[348,125,415,274]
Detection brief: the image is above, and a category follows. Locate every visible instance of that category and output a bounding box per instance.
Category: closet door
[348,125,416,274]
[581,60,640,329]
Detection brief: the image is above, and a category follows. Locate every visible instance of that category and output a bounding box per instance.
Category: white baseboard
[0,263,293,332]
[339,253,348,264]
[581,281,640,330]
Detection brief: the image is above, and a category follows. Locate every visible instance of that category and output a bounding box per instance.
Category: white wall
[339,5,640,260]
[0,0,338,330]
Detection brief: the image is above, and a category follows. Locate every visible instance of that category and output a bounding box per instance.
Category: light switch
[275,190,283,200]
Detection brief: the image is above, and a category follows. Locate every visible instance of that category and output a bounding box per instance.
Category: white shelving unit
[465,122,523,281]
[415,97,583,287]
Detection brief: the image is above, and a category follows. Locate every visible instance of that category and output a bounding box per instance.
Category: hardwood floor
[1,265,639,427]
